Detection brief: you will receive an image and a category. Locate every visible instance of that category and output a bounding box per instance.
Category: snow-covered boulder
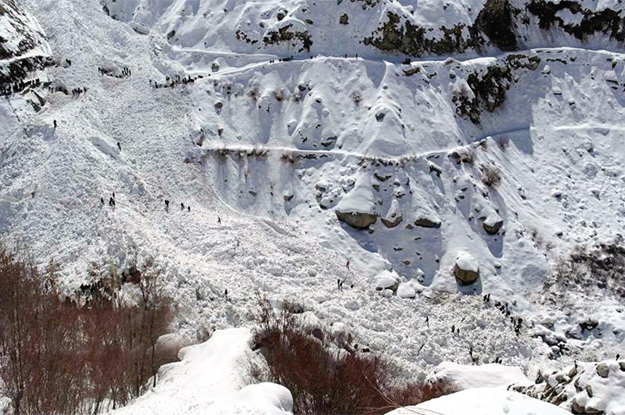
[396,282,416,298]
[335,175,378,229]
[427,362,531,391]
[513,360,625,415]
[483,214,504,234]
[414,212,441,229]
[375,270,400,292]
[381,199,403,228]
[453,252,480,285]
[387,388,572,415]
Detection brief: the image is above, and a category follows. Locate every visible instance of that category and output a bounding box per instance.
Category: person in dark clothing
[181,202,185,210]
[117,142,122,151]
[53,120,57,128]
[101,197,105,205]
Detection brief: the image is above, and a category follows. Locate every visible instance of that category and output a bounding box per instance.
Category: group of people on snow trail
[149,74,203,89]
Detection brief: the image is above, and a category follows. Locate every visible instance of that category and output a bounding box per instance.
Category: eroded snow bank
[107,328,292,415]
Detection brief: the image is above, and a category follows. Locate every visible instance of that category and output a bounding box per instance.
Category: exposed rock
[263,24,313,52]
[335,175,378,229]
[339,13,349,25]
[381,199,403,228]
[415,214,441,228]
[363,11,484,57]
[526,0,625,42]
[475,0,518,51]
[483,214,504,234]
[454,252,480,285]
[336,210,377,229]
[596,362,609,378]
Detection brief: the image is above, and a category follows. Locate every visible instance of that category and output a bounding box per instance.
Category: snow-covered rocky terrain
[2,0,625,413]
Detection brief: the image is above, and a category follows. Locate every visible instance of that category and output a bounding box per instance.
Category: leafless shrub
[480,163,502,188]
[497,136,510,151]
[247,146,269,158]
[248,86,259,101]
[548,241,625,298]
[216,147,228,159]
[280,151,297,164]
[449,148,475,165]
[273,89,285,102]
[0,248,176,415]
[250,297,455,415]
[351,91,362,104]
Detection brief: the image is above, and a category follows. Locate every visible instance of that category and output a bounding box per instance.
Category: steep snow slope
[101,0,625,59]
[5,0,625,393]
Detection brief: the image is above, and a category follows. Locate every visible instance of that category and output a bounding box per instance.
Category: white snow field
[3,0,625,412]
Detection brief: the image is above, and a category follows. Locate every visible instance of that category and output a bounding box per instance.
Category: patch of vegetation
[480,163,502,188]
[0,248,176,415]
[263,24,313,53]
[546,241,625,298]
[364,12,484,56]
[250,298,455,415]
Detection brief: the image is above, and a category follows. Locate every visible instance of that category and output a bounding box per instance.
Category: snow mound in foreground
[107,328,292,415]
[387,388,572,415]
[427,361,532,391]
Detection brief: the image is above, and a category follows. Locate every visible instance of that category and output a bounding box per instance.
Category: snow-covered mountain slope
[100,0,625,59]
[3,0,625,399]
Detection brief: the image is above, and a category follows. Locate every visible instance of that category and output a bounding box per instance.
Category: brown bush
[0,248,176,415]
[548,241,625,298]
[280,151,297,164]
[480,163,502,188]
[250,298,455,415]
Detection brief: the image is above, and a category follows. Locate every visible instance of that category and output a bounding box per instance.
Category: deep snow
[2,0,625,413]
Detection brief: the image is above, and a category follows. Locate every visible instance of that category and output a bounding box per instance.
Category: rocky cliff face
[100,0,625,58]
[0,0,51,90]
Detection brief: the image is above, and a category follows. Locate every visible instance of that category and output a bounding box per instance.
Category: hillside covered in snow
[2,0,625,413]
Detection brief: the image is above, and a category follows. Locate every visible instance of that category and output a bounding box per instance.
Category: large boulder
[381,199,403,228]
[483,214,503,234]
[335,174,378,230]
[453,252,480,285]
[336,210,377,229]
[414,213,441,228]
[375,270,400,292]
[396,282,416,298]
